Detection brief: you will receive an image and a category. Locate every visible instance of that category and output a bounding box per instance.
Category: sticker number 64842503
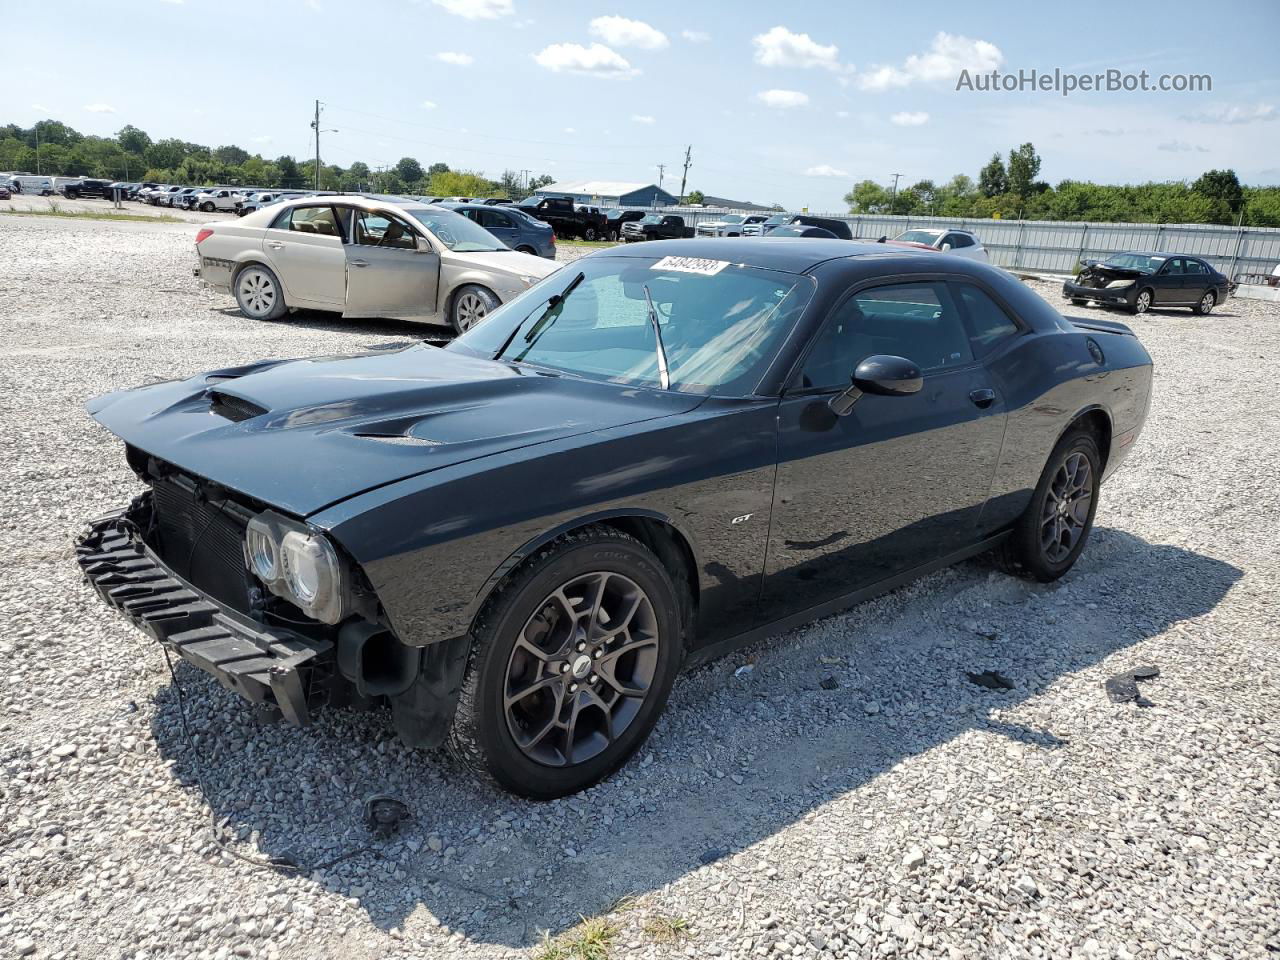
[651,255,730,276]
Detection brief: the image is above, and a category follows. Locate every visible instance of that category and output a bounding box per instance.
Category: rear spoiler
[1067,316,1136,337]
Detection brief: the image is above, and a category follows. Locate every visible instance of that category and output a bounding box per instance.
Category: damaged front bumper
[76,508,334,726]
[1062,278,1137,306]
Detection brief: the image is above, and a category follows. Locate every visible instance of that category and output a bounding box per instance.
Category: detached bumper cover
[76,509,333,725]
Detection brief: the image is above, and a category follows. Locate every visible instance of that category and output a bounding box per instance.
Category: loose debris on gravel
[1,217,1277,959]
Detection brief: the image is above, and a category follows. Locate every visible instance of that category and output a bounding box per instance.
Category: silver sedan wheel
[237,268,278,319]
[455,291,490,332]
[1134,290,1152,314]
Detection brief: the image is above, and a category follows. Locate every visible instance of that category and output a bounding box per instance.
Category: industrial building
[533,179,677,207]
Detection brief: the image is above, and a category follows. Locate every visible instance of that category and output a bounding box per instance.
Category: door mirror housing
[940,242,952,251]
[828,355,923,416]
[415,234,433,254]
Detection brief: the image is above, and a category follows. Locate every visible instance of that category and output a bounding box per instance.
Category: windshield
[1102,253,1166,272]
[765,215,787,224]
[448,255,814,395]
[895,230,942,244]
[638,214,662,224]
[720,215,745,224]
[399,206,506,252]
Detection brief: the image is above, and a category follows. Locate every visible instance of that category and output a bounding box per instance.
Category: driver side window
[353,210,417,250]
[798,281,973,390]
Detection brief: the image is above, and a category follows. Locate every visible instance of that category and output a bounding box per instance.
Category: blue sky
[5,0,1279,209]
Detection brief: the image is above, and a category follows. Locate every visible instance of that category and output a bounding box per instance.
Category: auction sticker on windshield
[652,256,730,275]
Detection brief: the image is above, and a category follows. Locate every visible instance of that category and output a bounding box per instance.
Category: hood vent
[353,432,442,447]
[209,391,268,423]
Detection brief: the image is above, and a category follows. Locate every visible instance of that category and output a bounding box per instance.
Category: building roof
[698,195,779,212]
[535,180,671,198]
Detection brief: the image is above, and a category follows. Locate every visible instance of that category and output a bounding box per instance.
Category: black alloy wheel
[447,526,682,798]
[1039,451,1094,564]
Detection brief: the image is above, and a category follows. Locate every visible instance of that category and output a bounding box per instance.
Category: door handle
[969,388,997,409]
[349,259,369,267]
[266,240,284,250]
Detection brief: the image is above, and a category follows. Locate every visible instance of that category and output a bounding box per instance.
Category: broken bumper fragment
[76,510,333,725]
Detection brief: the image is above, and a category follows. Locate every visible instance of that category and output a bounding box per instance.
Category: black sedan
[78,240,1152,797]
[1063,252,1230,315]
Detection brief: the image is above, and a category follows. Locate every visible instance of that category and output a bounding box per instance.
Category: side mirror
[828,355,923,416]
[415,234,433,254]
[940,242,952,251]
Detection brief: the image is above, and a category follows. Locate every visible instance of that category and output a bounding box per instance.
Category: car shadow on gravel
[147,529,1240,947]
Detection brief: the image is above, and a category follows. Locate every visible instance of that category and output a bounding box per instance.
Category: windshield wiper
[642,283,671,390]
[492,270,584,362]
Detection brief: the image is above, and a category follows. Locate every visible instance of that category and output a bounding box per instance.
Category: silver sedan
[194,195,561,332]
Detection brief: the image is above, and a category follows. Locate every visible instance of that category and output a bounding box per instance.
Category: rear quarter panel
[979,326,1152,536]
[198,226,268,293]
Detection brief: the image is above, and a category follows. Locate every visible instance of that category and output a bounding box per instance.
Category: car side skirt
[684,530,1011,669]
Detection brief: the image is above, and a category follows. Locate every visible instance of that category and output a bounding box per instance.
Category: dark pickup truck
[621,213,696,242]
[61,178,114,199]
[515,196,605,240]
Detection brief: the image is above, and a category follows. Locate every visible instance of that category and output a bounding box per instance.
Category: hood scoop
[209,391,268,423]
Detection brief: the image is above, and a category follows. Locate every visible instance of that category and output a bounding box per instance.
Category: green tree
[686,189,705,205]
[395,157,424,184]
[116,125,151,156]
[909,179,937,210]
[978,153,1007,198]
[428,162,451,177]
[144,138,188,171]
[214,145,250,166]
[1192,169,1244,214]
[530,174,555,190]
[275,155,302,187]
[1006,142,1042,197]
[844,179,890,213]
[32,120,82,148]
[428,169,498,197]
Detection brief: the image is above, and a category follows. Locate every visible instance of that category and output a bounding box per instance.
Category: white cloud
[435,51,474,66]
[757,89,809,109]
[835,110,850,118]
[752,25,847,72]
[1182,103,1275,125]
[890,111,930,126]
[563,126,576,134]
[805,164,849,177]
[159,0,184,4]
[590,15,668,50]
[431,0,512,18]
[681,29,709,43]
[859,32,1001,91]
[533,42,636,76]
[252,135,273,144]
[631,114,655,124]
[1157,140,1210,153]
[421,99,438,109]
[31,103,50,112]
[83,103,116,113]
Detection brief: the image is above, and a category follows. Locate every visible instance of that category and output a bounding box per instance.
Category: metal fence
[627,207,1280,280]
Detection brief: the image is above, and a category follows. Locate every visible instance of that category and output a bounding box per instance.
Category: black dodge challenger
[79,239,1152,797]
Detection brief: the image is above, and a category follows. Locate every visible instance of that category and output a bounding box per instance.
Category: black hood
[87,344,704,517]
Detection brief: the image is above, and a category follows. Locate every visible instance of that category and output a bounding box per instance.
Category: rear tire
[1192,290,1215,315]
[446,526,682,798]
[993,428,1101,582]
[450,284,499,334]
[233,263,289,321]
[515,245,536,255]
[583,226,598,241]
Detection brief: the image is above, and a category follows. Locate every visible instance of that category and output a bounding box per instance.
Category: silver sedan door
[343,208,440,321]
[262,204,347,308]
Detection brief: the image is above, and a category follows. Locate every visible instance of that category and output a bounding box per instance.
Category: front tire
[994,428,1101,582]
[1131,288,1152,315]
[1070,298,1087,306]
[447,526,682,798]
[1192,290,1216,315]
[450,284,499,334]
[234,263,288,321]
[201,201,215,212]
[583,226,598,241]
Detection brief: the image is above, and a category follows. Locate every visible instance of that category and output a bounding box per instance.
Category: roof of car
[598,238,945,273]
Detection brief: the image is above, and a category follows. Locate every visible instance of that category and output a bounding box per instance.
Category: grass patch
[643,913,691,943]
[533,916,618,960]
[558,239,619,249]
[0,205,183,224]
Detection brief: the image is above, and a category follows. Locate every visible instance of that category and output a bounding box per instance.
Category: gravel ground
[1,193,239,224]
[1,216,1277,960]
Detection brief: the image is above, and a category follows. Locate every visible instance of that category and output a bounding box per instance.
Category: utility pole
[677,145,692,203]
[520,168,531,193]
[311,100,321,190]
[889,172,903,212]
[656,163,665,192]
[35,124,41,175]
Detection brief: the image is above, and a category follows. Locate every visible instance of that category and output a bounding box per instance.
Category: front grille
[209,391,268,423]
[150,478,251,610]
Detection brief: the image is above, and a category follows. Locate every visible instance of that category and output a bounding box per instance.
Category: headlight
[245,516,279,581]
[245,511,346,624]
[1105,279,1135,289]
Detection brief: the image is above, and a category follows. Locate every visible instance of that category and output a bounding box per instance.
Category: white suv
[194,188,240,213]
